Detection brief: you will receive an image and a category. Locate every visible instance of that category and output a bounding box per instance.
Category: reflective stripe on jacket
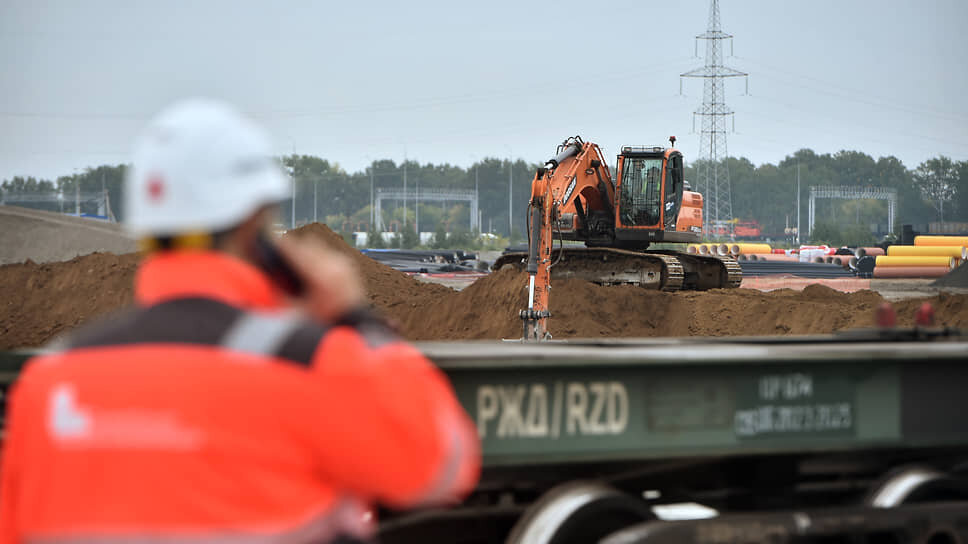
[0,251,480,544]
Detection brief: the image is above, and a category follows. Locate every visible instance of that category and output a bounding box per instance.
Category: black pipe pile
[360,249,482,274]
[739,261,856,278]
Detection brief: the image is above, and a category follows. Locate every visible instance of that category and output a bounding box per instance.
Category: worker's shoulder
[56,298,240,351]
[52,297,329,368]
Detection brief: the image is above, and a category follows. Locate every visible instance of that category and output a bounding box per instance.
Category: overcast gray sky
[2,0,967,181]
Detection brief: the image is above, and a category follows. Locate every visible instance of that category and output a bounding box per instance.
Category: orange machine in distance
[495,135,741,340]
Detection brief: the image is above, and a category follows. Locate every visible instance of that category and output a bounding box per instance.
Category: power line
[0,58,694,121]
[739,57,968,124]
[738,109,968,164]
[747,94,968,150]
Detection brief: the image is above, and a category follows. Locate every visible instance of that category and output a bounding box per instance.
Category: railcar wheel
[865,465,968,507]
[505,481,653,544]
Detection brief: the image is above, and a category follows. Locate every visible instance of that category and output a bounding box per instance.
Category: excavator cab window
[618,157,663,227]
[664,154,683,229]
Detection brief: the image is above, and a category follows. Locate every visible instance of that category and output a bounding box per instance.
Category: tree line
[692,150,968,242]
[3,149,965,248]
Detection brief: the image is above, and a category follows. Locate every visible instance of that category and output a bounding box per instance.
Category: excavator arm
[521,136,612,340]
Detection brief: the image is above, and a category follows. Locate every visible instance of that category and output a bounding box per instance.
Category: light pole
[506,147,513,239]
[415,170,419,237]
[287,163,295,229]
[796,160,801,245]
[475,163,480,232]
[369,165,374,231]
[470,154,482,234]
[402,148,408,229]
[313,176,318,224]
[363,155,375,232]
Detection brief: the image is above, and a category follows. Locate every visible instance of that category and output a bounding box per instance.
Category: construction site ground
[2,210,967,349]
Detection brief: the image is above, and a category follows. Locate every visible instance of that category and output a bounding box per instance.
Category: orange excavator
[494,135,741,340]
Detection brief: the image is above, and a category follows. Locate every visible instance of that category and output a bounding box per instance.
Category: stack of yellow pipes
[729,243,771,256]
[729,243,798,262]
[874,236,967,278]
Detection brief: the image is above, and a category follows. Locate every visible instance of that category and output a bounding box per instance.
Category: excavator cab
[617,153,665,227]
[613,145,695,246]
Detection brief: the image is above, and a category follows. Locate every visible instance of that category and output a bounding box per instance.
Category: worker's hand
[275,236,365,324]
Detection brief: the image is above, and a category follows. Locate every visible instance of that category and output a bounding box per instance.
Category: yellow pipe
[914,235,968,247]
[730,243,772,256]
[887,245,966,259]
[875,255,954,268]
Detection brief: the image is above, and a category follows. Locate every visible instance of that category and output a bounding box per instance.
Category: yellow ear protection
[138,231,216,253]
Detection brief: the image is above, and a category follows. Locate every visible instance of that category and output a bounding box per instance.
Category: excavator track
[650,251,743,290]
[494,248,740,291]
[720,255,743,288]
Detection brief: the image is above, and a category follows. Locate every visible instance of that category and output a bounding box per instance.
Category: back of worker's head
[125,99,288,246]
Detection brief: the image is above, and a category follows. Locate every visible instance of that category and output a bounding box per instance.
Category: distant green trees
[4,150,966,248]
[432,223,449,249]
[686,150,966,239]
[276,154,534,241]
[400,221,419,249]
[912,156,959,223]
[366,223,386,249]
[1,165,127,218]
[957,161,968,221]
[808,221,878,247]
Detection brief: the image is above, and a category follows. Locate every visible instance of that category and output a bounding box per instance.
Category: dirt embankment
[403,270,968,340]
[1,253,139,348]
[283,224,454,336]
[2,223,968,349]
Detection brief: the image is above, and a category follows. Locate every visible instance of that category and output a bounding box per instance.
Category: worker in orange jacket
[0,99,480,544]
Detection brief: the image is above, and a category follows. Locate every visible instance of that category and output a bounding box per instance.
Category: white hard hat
[125,99,288,237]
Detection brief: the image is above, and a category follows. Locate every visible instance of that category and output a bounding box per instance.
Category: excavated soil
[2,222,968,349]
[0,253,139,348]
[406,271,966,340]
[284,223,454,336]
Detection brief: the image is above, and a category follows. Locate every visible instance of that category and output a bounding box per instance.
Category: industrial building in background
[681,0,748,237]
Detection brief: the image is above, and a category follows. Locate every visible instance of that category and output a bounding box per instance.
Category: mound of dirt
[408,270,965,340]
[3,222,968,349]
[0,253,139,348]
[285,224,454,337]
[0,223,455,348]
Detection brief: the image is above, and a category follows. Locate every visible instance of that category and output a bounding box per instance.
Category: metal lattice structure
[681,0,747,236]
[808,186,897,236]
[374,187,479,231]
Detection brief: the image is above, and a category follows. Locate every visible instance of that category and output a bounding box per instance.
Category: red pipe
[872,266,951,278]
[855,247,885,258]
